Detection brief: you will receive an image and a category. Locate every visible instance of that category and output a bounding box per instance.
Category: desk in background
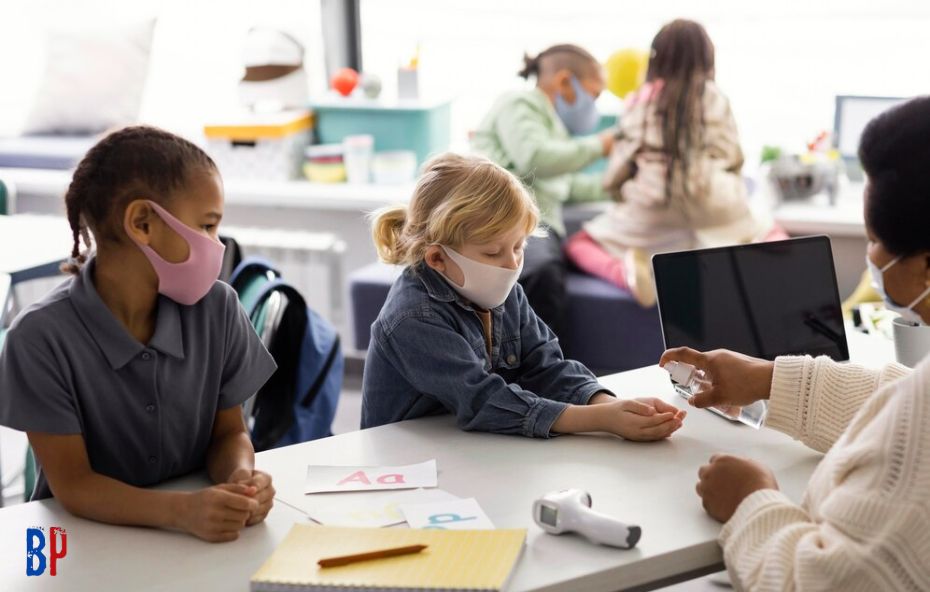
[0,214,71,285]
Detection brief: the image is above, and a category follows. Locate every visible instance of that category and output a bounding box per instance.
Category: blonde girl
[361,153,685,440]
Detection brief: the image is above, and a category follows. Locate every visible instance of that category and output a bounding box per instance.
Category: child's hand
[601,398,685,441]
[179,483,259,542]
[228,468,276,526]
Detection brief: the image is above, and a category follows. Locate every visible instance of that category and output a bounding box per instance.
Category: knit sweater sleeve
[719,357,930,591]
[764,355,910,453]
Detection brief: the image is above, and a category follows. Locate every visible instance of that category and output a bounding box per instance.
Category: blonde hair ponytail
[370,205,408,265]
[369,153,539,268]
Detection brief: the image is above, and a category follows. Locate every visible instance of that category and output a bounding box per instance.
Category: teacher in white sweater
[662,96,930,591]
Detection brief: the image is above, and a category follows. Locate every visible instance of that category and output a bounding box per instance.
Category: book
[251,524,526,591]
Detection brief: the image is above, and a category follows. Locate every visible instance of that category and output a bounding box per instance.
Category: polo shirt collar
[70,259,185,370]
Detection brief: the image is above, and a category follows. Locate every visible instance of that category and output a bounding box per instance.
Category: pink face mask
[126,200,226,306]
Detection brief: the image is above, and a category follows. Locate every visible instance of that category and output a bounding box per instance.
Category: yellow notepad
[251,524,526,591]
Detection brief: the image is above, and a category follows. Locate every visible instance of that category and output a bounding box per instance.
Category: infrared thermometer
[532,489,641,549]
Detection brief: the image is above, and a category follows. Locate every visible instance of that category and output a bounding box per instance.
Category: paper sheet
[305,459,438,494]
[399,497,495,530]
[306,488,460,528]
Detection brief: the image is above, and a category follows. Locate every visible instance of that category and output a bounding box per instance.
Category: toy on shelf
[360,73,382,99]
[331,68,359,97]
[238,28,309,112]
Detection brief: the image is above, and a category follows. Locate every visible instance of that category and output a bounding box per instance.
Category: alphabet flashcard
[305,459,438,494]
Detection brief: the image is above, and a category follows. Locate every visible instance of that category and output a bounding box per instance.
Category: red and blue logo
[26,527,67,576]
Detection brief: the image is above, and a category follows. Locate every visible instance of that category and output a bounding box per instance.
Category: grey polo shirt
[0,259,277,500]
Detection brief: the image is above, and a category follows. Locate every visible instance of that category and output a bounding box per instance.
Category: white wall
[360,0,930,167]
[0,0,326,140]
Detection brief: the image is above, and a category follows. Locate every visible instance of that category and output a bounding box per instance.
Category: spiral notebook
[250,524,526,591]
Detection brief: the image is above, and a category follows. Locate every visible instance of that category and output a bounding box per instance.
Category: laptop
[653,236,849,418]
[834,95,906,181]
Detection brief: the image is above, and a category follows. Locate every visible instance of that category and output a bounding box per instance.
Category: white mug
[892,317,930,368]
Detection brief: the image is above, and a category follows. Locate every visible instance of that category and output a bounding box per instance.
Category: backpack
[229,258,343,451]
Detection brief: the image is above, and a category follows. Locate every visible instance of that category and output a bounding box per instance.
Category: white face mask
[866,253,930,325]
[437,245,522,310]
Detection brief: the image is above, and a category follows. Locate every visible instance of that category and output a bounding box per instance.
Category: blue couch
[0,135,95,170]
[348,262,664,375]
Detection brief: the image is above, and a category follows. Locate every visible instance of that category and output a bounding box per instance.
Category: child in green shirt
[472,44,614,337]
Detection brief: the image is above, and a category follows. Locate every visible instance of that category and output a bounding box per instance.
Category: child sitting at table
[361,153,685,440]
[565,19,785,307]
[0,126,277,542]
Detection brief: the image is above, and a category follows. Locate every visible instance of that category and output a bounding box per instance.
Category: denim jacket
[361,264,610,437]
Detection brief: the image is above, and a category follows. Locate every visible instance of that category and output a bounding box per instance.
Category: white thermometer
[532,489,641,549]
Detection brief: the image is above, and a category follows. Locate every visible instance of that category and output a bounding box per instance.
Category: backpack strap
[229,256,282,295]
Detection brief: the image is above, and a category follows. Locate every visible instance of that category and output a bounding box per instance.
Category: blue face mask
[866,252,930,326]
[554,75,600,135]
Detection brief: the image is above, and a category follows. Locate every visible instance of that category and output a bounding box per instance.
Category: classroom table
[0,332,895,591]
[0,214,72,284]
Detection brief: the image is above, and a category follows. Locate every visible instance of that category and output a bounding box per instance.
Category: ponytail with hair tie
[518,53,540,80]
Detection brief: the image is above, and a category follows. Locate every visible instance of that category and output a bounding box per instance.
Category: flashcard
[399,497,495,530]
[306,488,460,528]
[305,459,438,494]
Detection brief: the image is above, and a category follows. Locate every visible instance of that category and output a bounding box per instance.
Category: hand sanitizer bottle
[663,361,767,429]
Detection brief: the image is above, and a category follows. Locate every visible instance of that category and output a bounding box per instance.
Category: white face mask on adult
[437,245,523,310]
[866,253,930,325]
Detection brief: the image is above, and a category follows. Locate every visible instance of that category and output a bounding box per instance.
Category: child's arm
[29,431,259,542]
[206,405,275,526]
[206,406,255,483]
[567,172,609,203]
[372,312,681,440]
[551,397,684,440]
[495,97,608,178]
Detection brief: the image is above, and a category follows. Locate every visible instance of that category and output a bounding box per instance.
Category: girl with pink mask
[0,126,277,542]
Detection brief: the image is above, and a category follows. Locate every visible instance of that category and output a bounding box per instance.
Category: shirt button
[145,404,155,413]
[148,456,157,464]
[141,352,152,361]
[506,354,517,365]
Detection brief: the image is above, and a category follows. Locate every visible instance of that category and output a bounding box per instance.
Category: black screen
[653,237,849,361]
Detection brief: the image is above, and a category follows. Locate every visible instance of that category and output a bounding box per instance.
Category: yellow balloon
[605,48,649,99]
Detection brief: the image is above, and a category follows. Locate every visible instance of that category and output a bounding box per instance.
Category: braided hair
[62,126,217,274]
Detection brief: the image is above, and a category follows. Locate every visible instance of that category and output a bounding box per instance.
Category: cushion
[23,20,156,135]
[0,135,96,169]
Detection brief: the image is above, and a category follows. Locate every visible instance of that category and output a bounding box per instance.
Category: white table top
[0,474,309,591]
[0,214,73,282]
[770,180,866,238]
[0,333,894,591]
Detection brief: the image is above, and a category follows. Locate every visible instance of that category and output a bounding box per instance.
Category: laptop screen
[653,236,849,361]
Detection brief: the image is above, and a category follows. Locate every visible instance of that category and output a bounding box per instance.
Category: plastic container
[310,96,450,166]
[372,150,417,185]
[303,143,346,183]
[664,361,767,429]
[342,134,374,184]
[204,110,313,181]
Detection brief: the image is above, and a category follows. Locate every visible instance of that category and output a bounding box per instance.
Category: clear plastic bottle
[663,361,767,429]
